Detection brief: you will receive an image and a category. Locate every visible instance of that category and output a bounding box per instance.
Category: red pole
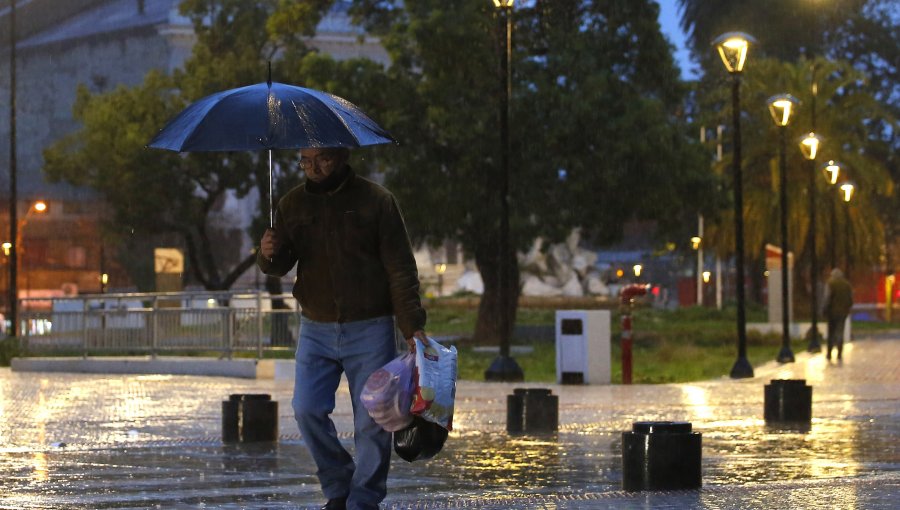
[619,284,648,385]
[621,311,633,384]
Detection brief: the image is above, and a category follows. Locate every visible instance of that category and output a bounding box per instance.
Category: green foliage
[351,0,718,249]
[0,337,20,367]
[348,0,722,342]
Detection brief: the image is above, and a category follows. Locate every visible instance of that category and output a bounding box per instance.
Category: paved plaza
[1,333,899,509]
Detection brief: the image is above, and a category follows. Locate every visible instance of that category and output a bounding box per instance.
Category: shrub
[0,337,20,367]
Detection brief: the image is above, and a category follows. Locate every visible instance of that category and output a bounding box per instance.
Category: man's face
[299,148,346,183]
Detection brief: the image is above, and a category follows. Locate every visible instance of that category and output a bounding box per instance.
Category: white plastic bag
[410,337,458,431]
[361,353,416,432]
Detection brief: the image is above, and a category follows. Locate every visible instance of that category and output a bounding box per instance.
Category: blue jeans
[293,315,397,510]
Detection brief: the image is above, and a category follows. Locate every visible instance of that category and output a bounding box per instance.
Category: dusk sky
[656,0,699,80]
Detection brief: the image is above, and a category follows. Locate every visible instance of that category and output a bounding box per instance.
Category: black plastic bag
[393,416,448,462]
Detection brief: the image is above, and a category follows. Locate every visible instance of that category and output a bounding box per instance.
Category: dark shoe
[322,497,347,510]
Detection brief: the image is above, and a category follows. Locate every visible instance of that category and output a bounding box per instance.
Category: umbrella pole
[268,149,274,228]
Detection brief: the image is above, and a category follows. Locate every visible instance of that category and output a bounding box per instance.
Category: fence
[18,291,301,358]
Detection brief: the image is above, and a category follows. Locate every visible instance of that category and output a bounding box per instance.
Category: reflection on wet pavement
[0,335,898,508]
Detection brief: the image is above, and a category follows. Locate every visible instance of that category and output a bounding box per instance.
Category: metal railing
[18,291,301,358]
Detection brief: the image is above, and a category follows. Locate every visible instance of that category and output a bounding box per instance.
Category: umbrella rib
[293,89,364,147]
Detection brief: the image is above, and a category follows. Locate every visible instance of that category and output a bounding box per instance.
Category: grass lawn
[432,304,899,384]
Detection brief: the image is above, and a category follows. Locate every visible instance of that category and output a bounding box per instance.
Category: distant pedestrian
[822,268,853,361]
[258,146,427,510]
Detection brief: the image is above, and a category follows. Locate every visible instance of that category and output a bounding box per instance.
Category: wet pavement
[1,333,899,509]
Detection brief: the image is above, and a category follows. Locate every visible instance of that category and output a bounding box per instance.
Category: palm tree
[698,58,893,296]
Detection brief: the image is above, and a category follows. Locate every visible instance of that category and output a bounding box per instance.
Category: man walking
[258,147,427,510]
[822,268,853,361]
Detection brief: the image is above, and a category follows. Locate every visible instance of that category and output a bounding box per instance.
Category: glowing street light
[800,132,824,353]
[841,181,856,273]
[823,160,844,269]
[713,31,756,378]
[823,160,841,185]
[799,133,822,160]
[713,32,755,74]
[767,94,799,127]
[840,182,855,202]
[434,263,447,297]
[767,93,799,363]
[16,200,48,308]
[484,0,523,382]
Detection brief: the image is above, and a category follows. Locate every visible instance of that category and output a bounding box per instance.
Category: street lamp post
[768,94,799,363]
[713,32,755,378]
[434,263,447,297]
[485,0,523,382]
[15,200,47,311]
[823,160,843,271]
[800,132,823,352]
[840,182,855,273]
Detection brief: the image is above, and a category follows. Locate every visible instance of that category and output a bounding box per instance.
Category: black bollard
[222,394,278,443]
[764,379,812,425]
[622,421,702,491]
[506,388,558,434]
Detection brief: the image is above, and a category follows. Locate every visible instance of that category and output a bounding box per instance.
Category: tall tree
[350,0,718,343]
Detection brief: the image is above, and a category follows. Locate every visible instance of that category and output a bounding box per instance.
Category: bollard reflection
[222,442,279,473]
[30,451,48,482]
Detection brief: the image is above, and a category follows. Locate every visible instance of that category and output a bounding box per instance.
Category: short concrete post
[506,388,558,434]
[222,394,278,443]
[622,421,702,491]
[764,379,812,425]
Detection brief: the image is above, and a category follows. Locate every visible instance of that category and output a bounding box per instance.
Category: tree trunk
[265,274,293,346]
[473,242,520,345]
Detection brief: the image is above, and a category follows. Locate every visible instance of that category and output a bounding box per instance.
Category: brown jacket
[258,169,425,337]
[823,272,854,320]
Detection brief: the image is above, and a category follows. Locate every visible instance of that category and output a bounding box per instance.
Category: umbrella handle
[269,150,274,228]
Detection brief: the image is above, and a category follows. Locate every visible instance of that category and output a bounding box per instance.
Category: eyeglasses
[299,153,337,170]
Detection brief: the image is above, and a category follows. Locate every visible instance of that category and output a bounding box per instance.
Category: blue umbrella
[148,74,396,225]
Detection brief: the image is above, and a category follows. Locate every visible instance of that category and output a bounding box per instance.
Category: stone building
[0,0,389,299]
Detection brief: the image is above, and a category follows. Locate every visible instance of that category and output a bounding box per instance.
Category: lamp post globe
[767,94,800,363]
[823,160,842,185]
[767,94,800,127]
[713,32,756,74]
[712,31,756,378]
[799,133,823,160]
[840,182,856,203]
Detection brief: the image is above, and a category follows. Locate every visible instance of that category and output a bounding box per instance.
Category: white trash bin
[555,310,611,384]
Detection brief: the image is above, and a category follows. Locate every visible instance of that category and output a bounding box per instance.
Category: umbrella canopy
[148,82,396,151]
[147,80,396,227]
